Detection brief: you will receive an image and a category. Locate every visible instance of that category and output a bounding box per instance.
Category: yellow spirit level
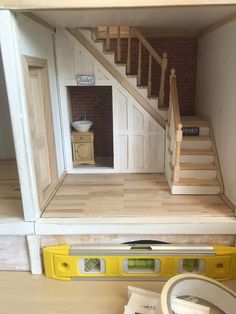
[43,244,236,281]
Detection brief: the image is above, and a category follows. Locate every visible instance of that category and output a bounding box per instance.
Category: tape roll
[157,274,236,314]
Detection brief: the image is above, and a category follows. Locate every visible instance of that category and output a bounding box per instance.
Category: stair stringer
[55,28,165,173]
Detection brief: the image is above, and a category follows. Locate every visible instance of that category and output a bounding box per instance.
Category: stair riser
[171,185,220,194]
[181,140,212,150]
[180,169,217,179]
[183,127,210,136]
[199,127,210,136]
[180,155,215,163]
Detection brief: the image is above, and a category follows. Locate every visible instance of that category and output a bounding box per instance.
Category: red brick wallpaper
[69,86,113,157]
[110,37,198,115]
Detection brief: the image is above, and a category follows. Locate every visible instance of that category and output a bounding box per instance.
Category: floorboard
[0,160,23,218]
[43,173,234,218]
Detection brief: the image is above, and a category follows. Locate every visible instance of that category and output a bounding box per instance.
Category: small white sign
[76,75,95,86]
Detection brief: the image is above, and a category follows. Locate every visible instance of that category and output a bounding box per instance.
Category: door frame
[22,55,59,210]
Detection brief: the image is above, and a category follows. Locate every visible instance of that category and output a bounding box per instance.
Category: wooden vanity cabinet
[71,131,95,166]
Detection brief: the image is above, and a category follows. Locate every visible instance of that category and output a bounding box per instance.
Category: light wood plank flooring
[42,173,234,218]
[0,160,23,218]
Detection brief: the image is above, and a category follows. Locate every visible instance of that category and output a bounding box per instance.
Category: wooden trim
[2,1,236,10]
[220,194,236,212]
[95,29,198,39]
[35,216,236,235]
[68,28,166,128]
[199,11,236,36]
[133,27,162,65]
[23,12,56,33]
[204,115,225,194]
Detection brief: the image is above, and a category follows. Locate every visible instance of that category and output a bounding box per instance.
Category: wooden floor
[0,272,235,314]
[0,160,23,218]
[43,173,234,218]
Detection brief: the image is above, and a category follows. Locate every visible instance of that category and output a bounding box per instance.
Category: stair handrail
[132,27,168,108]
[168,69,183,183]
[100,26,168,108]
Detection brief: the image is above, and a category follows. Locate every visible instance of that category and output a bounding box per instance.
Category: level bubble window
[79,258,105,274]
[178,258,205,274]
[123,258,160,274]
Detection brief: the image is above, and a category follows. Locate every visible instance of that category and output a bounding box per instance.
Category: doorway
[22,56,59,209]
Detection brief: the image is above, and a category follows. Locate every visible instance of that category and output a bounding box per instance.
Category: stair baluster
[126,28,131,74]
[137,41,142,86]
[159,52,168,108]
[105,26,110,50]
[117,26,121,62]
[148,53,152,97]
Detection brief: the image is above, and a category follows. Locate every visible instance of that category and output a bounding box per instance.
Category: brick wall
[110,37,198,115]
[69,86,113,157]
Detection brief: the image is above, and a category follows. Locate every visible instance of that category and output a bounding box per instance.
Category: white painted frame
[0,10,40,221]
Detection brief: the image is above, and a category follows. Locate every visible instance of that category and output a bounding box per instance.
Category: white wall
[197,20,236,206]
[56,29,165,173]
[16,14,64,176]
[0,50,15,159]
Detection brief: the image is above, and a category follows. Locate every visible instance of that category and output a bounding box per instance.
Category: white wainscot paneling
[56,29,165,174]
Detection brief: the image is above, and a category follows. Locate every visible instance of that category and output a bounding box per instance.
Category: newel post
[173,124,183,183]
[159,52,168,108]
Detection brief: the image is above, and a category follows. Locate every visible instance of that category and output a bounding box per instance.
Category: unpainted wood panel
[0,236,30,270]
[29,68,52,192]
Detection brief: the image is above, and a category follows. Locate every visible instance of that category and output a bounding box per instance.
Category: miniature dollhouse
[0,4,235,274]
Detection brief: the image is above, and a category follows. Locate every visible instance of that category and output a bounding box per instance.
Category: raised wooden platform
[0,160,23,218]
[42,173,234,218]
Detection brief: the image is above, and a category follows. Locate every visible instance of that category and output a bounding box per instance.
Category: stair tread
[181,116,209,127]
[180,163,217,170]
[181,149,215,155]
[173,178,220,186]
[183,135,211,141]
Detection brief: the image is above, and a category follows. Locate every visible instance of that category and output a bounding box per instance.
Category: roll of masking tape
[157,274,236,314]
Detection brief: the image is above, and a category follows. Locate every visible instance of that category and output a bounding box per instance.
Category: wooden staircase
[68,26,168,128]
[166,73,222,194]
[68,26,224,196]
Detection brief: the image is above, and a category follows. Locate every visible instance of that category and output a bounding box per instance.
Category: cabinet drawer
[72,132,93,143]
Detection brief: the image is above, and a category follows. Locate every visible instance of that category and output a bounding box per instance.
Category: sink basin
[71,120,93,132]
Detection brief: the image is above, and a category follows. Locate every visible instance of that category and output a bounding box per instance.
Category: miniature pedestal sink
[71,120,93,132]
